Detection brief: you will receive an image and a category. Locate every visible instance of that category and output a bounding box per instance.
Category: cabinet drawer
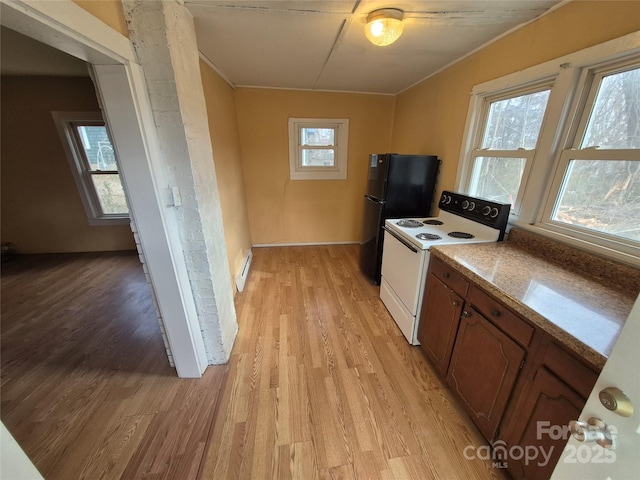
[543,341,599,399]
[429,257,469,297]
[468,286,534,348]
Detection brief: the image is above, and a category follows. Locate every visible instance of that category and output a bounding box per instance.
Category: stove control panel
[439,191,510,237]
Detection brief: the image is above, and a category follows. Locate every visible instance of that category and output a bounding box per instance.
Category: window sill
[509,221,640,268]
[290,171,347,181]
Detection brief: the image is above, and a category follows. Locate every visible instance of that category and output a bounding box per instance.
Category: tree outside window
[469,88,551,211]
[550,66,640,242]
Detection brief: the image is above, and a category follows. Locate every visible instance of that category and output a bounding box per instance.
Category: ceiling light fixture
[364,8,405,47]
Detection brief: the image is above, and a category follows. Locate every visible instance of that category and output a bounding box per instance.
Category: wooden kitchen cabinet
[500,367,585,480]
[428,256,469,297]
[417,274,464,375]
[419,254,602,479]
[446,306,526,440]
[468,286,534,348]
[418,257,469,375]
[499,340,598,480]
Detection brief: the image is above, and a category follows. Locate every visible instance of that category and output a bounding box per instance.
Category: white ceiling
[185,0,563,94]
[1,0,563,94]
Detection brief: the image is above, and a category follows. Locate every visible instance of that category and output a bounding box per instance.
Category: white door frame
[0,0,208,377]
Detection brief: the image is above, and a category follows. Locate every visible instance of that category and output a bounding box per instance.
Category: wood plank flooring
[199,245,507,480]
[2,246,508,479]
[1,252,226,479]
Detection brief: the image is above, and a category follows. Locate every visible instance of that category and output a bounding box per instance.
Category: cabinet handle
[491,309,500,317]
[462,310,471,317]
[452,301,459,307]
[443,272,450,279]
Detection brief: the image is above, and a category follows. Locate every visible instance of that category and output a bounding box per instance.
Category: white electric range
[380,190,510,345]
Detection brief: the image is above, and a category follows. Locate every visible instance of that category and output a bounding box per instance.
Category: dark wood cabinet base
[418,257,599,480]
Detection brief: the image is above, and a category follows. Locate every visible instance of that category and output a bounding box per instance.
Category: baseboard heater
[235,250,253,293]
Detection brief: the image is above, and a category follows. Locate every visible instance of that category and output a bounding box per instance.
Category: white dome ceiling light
[364,8,405,47]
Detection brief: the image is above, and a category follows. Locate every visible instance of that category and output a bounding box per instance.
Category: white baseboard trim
[235,249,253,293]
[252,241,359,248]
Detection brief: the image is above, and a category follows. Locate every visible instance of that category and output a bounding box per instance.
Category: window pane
[482,90,550,150]
[91,174,129,215]
[301,149,335,167]
[581,67,640,149]
[301,128,335,146]
[552,159,640,241]
[76,125,118,171]
[469,156,526,207]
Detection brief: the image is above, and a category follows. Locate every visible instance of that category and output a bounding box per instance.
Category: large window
[468,86,551,213]
[288,118,349,180]
[544,65,640,244]
[457,33,640,264]
[53,112,129,224]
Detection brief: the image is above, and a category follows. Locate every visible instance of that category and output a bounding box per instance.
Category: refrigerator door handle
[382,226,419,253]
[364,194,385,204]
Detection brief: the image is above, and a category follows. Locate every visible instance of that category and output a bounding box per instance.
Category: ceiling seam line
[312,17,348,91]
[311,0,360,90]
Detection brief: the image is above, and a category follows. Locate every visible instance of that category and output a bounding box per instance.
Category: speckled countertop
[430,229,640,369]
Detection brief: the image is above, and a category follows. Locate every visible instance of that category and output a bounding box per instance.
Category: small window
[467,87,551,212]
[288,118,349,180]
[53,112,129,224]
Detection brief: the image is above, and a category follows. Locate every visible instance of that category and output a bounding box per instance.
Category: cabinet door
[417,275,464,375]
[446,307,525,440]
[503,367,585,480]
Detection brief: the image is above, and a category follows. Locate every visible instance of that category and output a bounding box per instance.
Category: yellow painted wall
[234,88,395,245]
[72,0,129,37]
[69,0,639,251]
[1,76,136,253]
[200,60,253,288]
[391,0,640,201]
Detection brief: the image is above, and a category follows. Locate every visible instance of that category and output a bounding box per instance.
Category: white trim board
[0,0,134,65]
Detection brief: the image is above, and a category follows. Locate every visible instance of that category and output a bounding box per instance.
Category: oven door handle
[383,226,419,253]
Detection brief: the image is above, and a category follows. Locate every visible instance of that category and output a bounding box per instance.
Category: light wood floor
[2,246,508,479]
[200,245,506,479]
[1,252,226,479]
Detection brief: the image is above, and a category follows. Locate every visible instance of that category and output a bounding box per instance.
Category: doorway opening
[0,0,208,377]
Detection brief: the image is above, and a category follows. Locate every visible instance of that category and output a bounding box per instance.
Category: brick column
[122,0,237,364]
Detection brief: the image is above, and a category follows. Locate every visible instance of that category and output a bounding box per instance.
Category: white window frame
[52,111,129,225]
[456,31,640,265]
[463,81,554,215]
[288,117,349,180]
[540,60,640,253]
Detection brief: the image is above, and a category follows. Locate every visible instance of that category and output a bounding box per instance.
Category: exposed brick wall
[122,0,238,364]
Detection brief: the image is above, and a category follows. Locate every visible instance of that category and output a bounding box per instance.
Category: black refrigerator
[359,153,440,284]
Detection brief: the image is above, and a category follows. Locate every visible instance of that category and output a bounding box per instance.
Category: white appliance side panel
[381,231,425,315]
[412,251,431,344]
[380,278,417,345]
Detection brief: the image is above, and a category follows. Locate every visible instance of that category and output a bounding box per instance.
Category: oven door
[380,228,426,316]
